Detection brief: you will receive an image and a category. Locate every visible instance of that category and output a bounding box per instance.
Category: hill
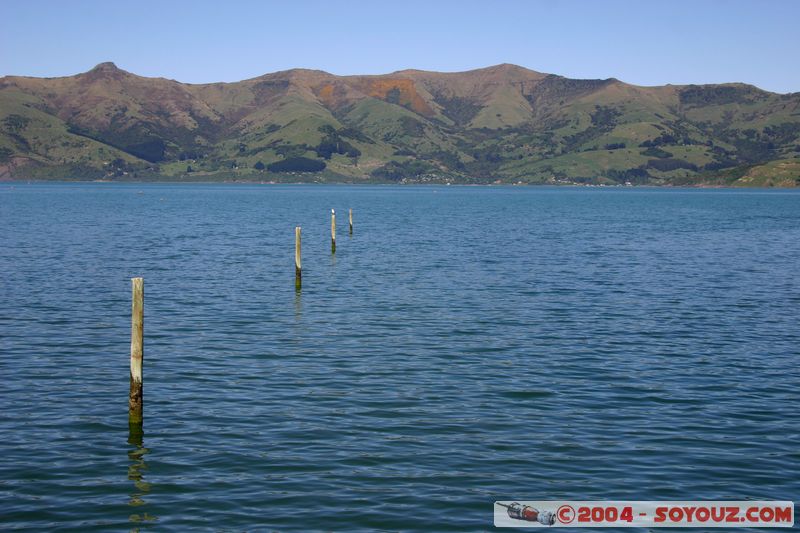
[1,62,799,185]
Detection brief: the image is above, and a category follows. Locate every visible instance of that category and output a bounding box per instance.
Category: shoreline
[1,179,798,191]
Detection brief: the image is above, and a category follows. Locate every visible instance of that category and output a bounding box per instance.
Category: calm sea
[1,183,798,531]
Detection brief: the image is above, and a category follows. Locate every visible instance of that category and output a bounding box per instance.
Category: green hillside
[1,62,798,186]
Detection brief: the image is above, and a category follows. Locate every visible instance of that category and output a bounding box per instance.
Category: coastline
[2,179,798,191]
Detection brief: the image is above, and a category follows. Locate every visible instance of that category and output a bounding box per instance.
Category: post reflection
[294,284,302,321]
[127,423,156,529]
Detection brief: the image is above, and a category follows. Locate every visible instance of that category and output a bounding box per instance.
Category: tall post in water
[331,209,336,253]
[295,226,302,289]
[129,277,144,426]
[349,208,353,235]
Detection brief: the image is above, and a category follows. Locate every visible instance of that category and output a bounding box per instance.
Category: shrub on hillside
[267,157,326,173]
[371,160,435,181]
[642,146,673,158]
[647,158,698,172]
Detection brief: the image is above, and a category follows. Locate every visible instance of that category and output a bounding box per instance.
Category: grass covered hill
[1,62,799,186]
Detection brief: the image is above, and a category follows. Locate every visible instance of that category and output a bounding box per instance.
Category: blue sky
[1,0,798,93]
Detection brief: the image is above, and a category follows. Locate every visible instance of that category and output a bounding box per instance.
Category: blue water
[1,183,798,531]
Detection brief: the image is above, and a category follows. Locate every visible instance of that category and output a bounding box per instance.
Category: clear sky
[1,0,798,93]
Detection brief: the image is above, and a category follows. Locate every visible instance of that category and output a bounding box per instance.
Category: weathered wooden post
[129,277,144,426]
[295,226,302,289]
[331,209,336,253]
[349,208,353,235]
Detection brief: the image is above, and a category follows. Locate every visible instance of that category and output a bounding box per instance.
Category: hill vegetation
[1,62,799,186]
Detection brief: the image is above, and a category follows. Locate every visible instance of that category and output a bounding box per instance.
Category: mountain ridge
[1,63,798,186]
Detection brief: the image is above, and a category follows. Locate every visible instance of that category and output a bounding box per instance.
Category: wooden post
[295,226,302,289]
[349,208,353,235]
[129,277,144,426]
[331,209,336,253]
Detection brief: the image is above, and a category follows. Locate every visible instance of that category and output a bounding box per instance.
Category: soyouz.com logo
[493,501,794,527]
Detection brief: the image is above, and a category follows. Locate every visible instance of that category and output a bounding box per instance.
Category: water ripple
[1,184,798,531]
